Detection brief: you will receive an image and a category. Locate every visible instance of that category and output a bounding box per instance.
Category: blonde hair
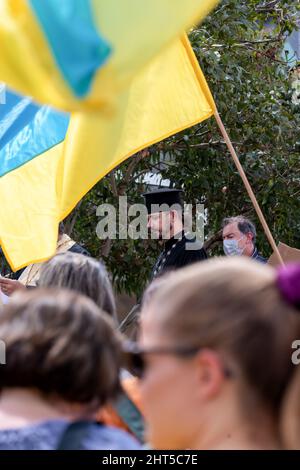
[145,257,300,448]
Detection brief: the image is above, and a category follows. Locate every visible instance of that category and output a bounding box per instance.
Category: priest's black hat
[143,188,183,214]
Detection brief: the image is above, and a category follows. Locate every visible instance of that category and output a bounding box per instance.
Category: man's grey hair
[222,216,256,244]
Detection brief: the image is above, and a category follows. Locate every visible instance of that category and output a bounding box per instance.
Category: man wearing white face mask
[222,216,267,263]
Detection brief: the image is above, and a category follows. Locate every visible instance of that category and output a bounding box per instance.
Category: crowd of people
[0,191,299,450]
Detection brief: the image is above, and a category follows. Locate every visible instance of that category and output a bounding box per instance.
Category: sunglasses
[122,341,234,379]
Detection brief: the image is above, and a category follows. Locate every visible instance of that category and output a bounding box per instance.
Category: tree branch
[203,230,223,252]
[203,35,284,50]
[64,200,83,236]
[110,171,118,197]
[100,238,112,258]
[246,45,288,65]
[255,0,281,12]
[118,151,151,195]
[173,140,243,150]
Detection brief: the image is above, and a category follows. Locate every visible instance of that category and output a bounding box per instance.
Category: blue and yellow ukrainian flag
[0,0,217,270]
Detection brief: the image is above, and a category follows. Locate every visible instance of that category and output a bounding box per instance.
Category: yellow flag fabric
[0,0,218,111]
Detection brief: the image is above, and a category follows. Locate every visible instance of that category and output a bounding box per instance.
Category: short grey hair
[39,252,117,323]
[222,216,256,244]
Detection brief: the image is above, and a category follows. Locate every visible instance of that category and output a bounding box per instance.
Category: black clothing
[151,232,207,280]
[143,188,183,213]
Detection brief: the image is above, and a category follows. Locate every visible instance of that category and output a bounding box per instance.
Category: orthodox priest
[143,188,207,280]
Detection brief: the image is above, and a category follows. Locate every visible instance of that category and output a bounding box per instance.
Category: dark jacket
[151,232,207,280]
[251,247,267,264]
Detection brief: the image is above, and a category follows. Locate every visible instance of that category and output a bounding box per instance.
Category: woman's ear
[195,349,227,399]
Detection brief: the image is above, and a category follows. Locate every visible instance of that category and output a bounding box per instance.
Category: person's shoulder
[256,254,267,264]
[81,423,141,450]
[252,248,267,264]
[179,235,207,258]
[171,238,207,270]
[0,420,67,450]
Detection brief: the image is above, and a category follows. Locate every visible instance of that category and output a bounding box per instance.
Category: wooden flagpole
[214,108,284,266]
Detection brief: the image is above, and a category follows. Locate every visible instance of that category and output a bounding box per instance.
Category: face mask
[223,237,245,256]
